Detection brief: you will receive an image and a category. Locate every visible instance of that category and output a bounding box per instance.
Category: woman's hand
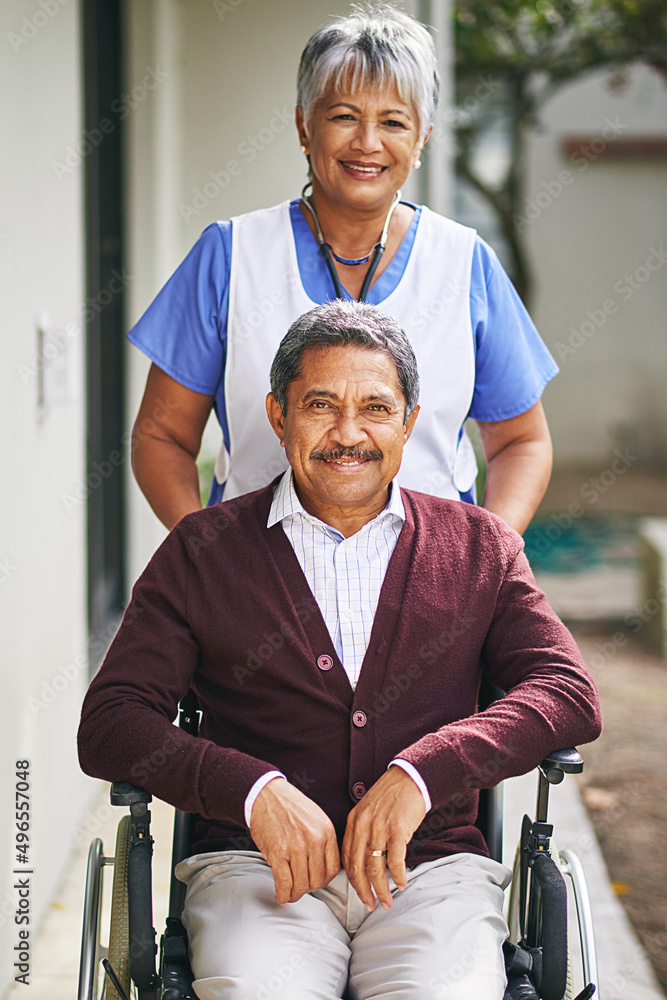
[131,364,214,530]
[476,400,553,535]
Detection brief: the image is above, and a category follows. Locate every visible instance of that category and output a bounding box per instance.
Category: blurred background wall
[0,0,91,981]
[530,66,667,468]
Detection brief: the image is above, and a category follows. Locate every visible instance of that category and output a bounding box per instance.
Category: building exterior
[1,2,90,985]
[457,63,667,472]
[527,65,667,470]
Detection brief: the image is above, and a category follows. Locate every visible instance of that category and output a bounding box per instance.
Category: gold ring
[368,849,387,857]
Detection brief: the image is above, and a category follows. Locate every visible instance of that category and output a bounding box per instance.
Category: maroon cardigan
[78,484,601,864]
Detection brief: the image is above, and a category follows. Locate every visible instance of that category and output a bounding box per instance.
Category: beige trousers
[175,850,511,1000]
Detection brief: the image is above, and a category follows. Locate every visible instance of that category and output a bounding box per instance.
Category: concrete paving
[533,566,640,622]
[4,774,664,1000]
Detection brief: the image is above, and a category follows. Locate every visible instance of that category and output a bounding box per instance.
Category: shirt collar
[267,470,405,532]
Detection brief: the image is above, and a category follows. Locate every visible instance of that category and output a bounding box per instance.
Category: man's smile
[310,447,383,466]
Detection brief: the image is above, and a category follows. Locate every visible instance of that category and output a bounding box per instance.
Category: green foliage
[455,0,667,84]
[197,456,216,506]
[453,0,667,304]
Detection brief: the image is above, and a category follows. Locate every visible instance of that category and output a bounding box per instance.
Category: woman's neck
[300,186,415,299]
[304,186,396,257]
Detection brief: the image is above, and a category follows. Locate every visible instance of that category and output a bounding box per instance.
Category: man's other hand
[342,766,426,912]
[249,778,340,904]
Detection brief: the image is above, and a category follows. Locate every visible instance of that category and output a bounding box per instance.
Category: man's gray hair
[270,300,419,421]
[297,4,439,141]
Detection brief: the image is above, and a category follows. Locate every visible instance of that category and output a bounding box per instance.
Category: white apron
[217,201,477,502]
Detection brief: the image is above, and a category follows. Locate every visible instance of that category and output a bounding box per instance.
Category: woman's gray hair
[297,4,439,140]
[270,300,419,421]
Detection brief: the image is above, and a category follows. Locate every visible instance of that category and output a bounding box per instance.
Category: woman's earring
[414,158,422,169]
[300,145,308,154]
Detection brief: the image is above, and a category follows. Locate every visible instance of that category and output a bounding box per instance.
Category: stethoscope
[300,183,402,303]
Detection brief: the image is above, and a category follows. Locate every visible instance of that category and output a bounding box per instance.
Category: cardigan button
[317,654,333,671]
[352,782,366,799]
[352,711,367,728]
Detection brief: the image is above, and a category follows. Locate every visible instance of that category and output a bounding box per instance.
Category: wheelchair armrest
[110,781,153,807]
[539,748,584,784]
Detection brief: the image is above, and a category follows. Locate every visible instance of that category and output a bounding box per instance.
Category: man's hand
[342,766,426,912]
[249,778,340,905]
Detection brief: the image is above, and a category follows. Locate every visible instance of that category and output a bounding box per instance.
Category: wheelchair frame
[78,692,599,1000]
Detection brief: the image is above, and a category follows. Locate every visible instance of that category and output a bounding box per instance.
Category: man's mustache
[310,446,383,462]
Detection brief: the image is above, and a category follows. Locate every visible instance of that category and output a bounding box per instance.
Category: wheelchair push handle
[535,748,583,826]
[539,747,584,785]
[110,782,153,807]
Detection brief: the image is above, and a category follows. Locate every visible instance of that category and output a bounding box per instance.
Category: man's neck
[293,480,392,538]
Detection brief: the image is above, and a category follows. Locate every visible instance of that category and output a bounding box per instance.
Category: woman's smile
[297,86,422,213]
[339,160,387,178]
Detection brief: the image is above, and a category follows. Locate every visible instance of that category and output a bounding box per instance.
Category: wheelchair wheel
[506,841,522,948]
[547,842,574,1000]
[106,815,132,1000]
[78,839,105,1000]
[507,839,574,1000]
[558,849,599,994]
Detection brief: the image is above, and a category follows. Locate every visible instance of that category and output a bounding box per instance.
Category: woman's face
[296,83,426,214]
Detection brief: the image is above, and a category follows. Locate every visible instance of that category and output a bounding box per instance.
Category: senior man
[78,300,601,1000]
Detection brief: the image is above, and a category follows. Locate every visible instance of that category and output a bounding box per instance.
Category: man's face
[267,344,418,516]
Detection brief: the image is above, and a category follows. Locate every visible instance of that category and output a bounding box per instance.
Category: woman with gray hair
[129,3,557,535]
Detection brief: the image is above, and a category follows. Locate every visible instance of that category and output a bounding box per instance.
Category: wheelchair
[77,691,599,1000]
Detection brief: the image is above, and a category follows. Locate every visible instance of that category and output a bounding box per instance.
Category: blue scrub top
[129,200,558,504]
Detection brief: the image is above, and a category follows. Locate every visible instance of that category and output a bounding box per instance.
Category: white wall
[523,66,667,468]
[124,0,185,581]
[0,1,97,990]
